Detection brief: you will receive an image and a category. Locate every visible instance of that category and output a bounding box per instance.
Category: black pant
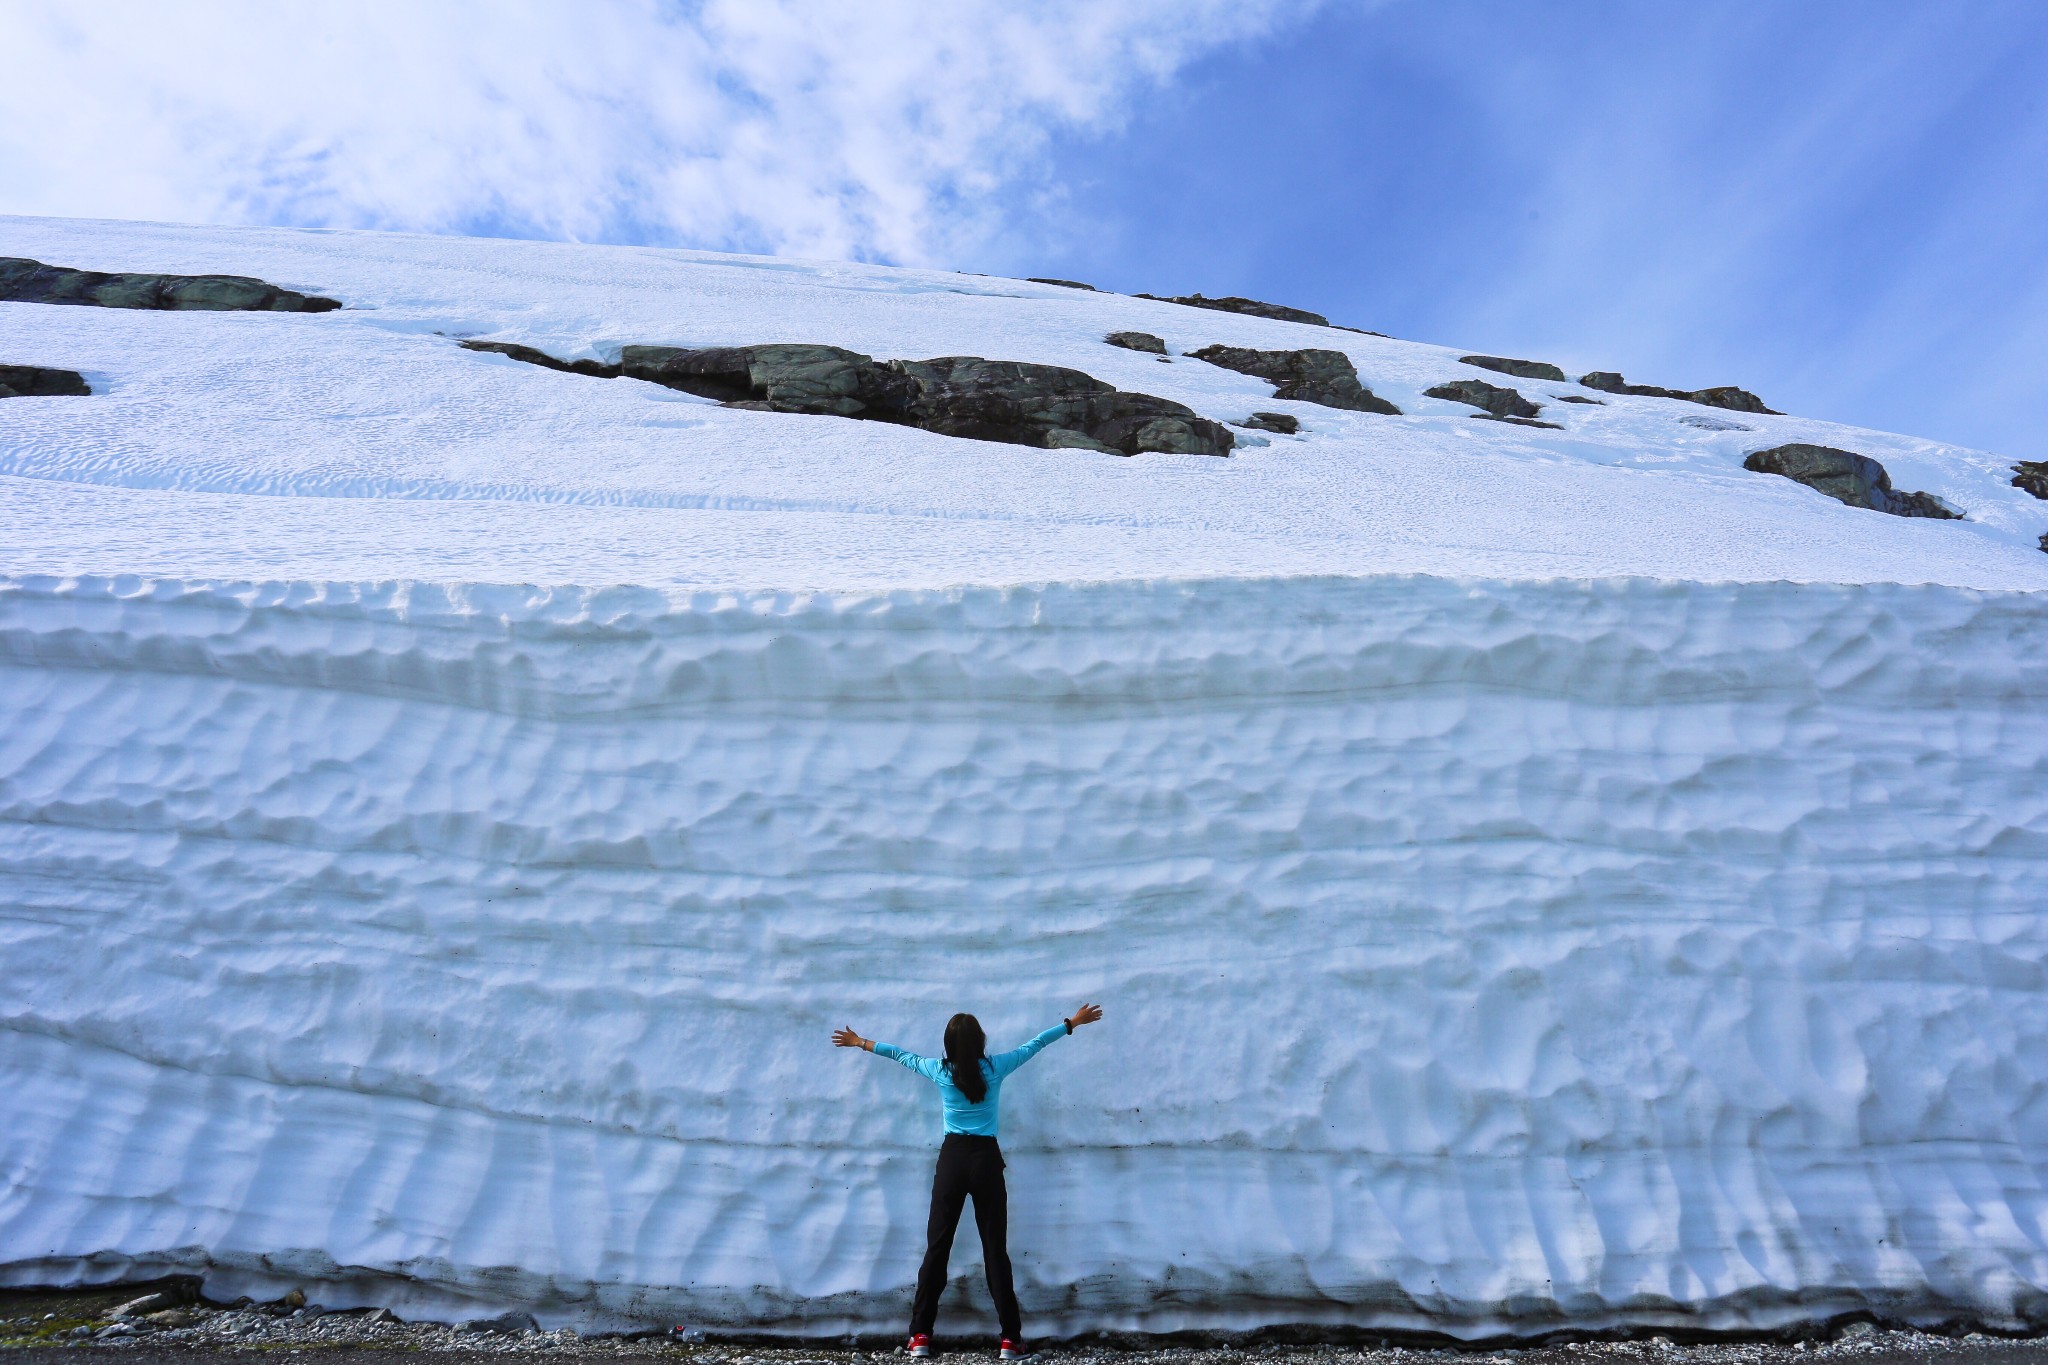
[910,1134,1021,1339]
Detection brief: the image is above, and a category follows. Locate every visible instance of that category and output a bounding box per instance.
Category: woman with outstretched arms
[833,1004,1103,1359]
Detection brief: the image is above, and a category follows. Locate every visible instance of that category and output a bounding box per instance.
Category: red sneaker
[905,1334,931,1358]
[999,1340,1029,1360]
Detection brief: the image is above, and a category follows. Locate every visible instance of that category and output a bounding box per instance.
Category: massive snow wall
[2,572,2045,1338]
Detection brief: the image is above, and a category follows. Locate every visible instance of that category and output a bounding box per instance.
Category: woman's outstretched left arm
[834,1026,944,1081]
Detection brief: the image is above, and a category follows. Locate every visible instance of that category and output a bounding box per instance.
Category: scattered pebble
[0,1292,2039,1362]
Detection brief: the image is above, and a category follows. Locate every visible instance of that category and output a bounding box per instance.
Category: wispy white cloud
[0,0,1312,263]
[1398,2,2048,454]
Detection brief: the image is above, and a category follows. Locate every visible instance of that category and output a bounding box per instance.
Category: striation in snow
[1,216,2046,1338]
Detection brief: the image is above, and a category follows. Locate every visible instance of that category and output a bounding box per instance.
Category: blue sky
[989,0,2048,462]
[5,0,2043,460]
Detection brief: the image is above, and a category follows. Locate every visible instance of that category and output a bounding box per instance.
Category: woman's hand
[1066,1002,1104,1030]
[832,1026,873,1051]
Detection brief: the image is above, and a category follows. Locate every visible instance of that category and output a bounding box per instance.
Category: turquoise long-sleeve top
[874,1024,1066,1136]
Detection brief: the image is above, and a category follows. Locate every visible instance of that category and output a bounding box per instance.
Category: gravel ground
[3,1286,2044,1365]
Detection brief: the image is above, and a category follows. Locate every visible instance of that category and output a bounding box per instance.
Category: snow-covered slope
[2,217,2045,1337]
[2,216,2044,590]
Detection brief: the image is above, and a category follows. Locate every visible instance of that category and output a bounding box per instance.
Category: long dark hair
[943,1013,989,1103]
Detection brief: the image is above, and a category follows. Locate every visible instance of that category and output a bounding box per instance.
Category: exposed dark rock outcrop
[1105,331,1167,355]
[1581,370,1779,414]
[0,364,90,397]
[1688,385,1779,414]
[1425,379,1541,420]
[1189,345,1399,414]
[2011,461,2048,499]
[1743,444,1959,519]
[461,340,622,378]
[1139,293,1331,327]
[1237,412,1299,435]
[1580,371,1685,400]
[466,339,1232,456]
[1461,355,1566,382]
[1027,278,1096,291]
[0,256,340,312]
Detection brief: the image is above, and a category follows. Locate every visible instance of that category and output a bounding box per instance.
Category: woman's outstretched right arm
[989,1002,1105,1078]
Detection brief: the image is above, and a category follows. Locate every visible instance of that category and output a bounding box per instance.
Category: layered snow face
[3,574,2046,1336]
[3,218,2047,1336]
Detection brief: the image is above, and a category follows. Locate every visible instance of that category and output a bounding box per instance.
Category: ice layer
[4,574,2046,1334]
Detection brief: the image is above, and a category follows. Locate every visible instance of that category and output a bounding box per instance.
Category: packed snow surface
[2,218,2046,1337]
